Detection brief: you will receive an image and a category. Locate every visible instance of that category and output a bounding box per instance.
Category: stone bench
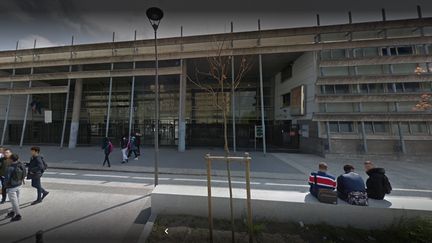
[151,185,432,229]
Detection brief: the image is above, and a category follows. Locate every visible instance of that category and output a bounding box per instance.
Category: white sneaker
[134,157,139,160]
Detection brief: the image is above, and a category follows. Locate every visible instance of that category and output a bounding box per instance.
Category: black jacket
[366,168,391,200]
[27,155,45,179]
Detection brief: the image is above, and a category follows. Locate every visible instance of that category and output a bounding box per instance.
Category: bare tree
[413,93,432,112]
[188,40,252,241]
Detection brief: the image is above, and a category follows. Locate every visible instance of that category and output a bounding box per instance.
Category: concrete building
[0,13,431,156]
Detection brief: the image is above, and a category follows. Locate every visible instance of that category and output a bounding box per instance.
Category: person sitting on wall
[364,161,392,200]
[308,162,337,198]
[337,164,368,206]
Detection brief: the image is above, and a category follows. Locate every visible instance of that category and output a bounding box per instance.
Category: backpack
[108,142,114,153]
[10,162,26,187]
[384,175,392,194]
[41,157,48,171]
[347,191,368,206]
[314,175,338,204]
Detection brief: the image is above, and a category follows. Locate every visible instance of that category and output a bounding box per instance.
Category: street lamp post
[146,7,163,186]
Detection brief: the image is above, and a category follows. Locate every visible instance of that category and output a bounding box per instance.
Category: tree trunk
[223,92,235,243]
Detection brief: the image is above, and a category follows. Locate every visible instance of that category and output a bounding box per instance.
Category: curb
[138,212,157,243]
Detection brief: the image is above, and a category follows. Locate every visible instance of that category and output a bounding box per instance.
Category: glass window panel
[415,45,426,55]
[363,47,379,57]
[403,82,420,92]
[326,103,354,112]
[360,84,369,93]
[321,50,332,60]
[410,122,428,134]
[332,49,346,58]
[352,31,379,40]
[387,28,418,38]
[386,83,395,92]
[395,83,404,92]
[329,122,339,133]
[339,122,354,133]
[357,65,383,75]
[368,83,384,93]
[364,122,374,134]
[396,46,413,55]
[362,102,389,112]
[392,63,417,74]
[321,67,349,76]
[321,32,348,42]
[373,122,389,133]
[335,84,350,94]
[398,101,417,112]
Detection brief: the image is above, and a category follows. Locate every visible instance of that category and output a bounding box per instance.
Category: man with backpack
[364,161,392,200]
[26,146,49,205]
[308,162,337,204]
[5,153,26,221]
[337,164,368,206]
[127,134,139,161]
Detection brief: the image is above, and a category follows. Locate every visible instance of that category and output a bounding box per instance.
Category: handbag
[314,175,338,204]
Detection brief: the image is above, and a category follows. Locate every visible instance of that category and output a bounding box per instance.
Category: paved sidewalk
[5,145,306,180]
[5,145,432,191]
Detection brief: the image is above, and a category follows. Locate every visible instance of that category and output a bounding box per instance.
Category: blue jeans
[31,177,47,201]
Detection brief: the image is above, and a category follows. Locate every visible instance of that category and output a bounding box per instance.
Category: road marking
[172,178,206,182]
[44,172,58,175]
[83,174,129,179]
[59,172,77,176]
[131,176,170,181]
[393,188,432,193]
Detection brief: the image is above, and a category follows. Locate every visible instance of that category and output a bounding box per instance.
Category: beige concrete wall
[274,52,317,122]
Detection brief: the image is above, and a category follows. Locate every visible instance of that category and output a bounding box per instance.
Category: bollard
[36,230,44,243]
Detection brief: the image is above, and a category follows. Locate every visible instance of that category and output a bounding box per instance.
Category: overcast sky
[0,0,431,51]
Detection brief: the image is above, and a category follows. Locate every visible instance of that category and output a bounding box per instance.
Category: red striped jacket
[308,172,337,190]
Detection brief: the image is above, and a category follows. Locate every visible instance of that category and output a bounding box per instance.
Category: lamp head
[146,7,163,31]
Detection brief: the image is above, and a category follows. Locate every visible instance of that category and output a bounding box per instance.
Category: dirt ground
[146,215,432,243]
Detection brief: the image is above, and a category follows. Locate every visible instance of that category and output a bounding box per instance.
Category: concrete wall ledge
[152,185,432,230]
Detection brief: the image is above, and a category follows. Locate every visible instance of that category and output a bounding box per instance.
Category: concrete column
[178,59,187,152]
[68,77,83,148]
[326,121,332,152]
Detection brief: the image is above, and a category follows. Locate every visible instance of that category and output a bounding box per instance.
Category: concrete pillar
[178,59,187,152]
[68,77,83,148]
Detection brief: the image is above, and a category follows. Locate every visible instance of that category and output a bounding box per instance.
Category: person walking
[102,137,113,167]
[135,132,142,157]
[0,148,13,204]
[4,153,26,221]
[364,161,392,200]
[120,134,129,164]
[26,146,49,205]
[337,164,368,206]
[127,134,139,160]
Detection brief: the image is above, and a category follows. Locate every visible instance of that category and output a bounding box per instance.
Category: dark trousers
[128,149,139,158]
[1,176,6,202]
[31,177,47,201]
[103,153,111,167]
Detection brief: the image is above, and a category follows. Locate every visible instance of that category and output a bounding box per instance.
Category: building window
[404,82,421,92]
[357,65,383,75]
[282,93,291,107]
[362,102,390,112]
[339,122,354,133]
[381,46,414,56]
[410,122,428,134]
[328,121,355,133]
[321,67,349,76]
[329,122,339,133]
[334,84,350,94]
[281,64,293,82]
